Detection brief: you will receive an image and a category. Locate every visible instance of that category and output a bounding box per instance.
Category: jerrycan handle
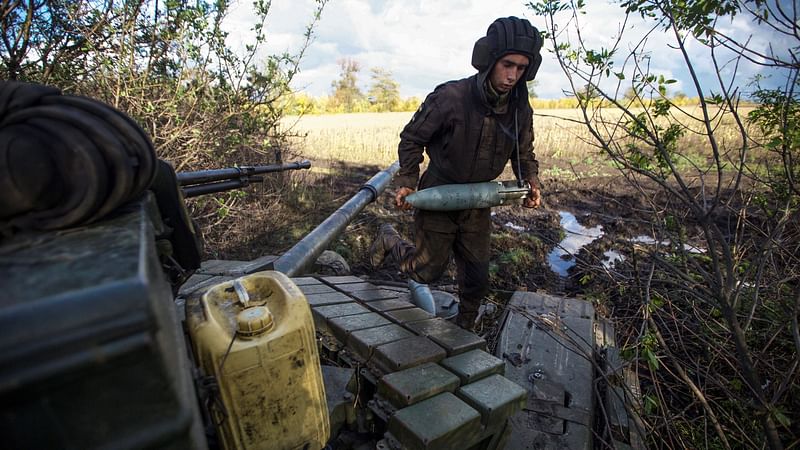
[233,279,251,307]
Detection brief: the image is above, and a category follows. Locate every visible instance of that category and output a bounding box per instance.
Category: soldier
[371,16,543,329]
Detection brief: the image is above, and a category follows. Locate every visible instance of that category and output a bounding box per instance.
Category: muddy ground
[202,157,660,312]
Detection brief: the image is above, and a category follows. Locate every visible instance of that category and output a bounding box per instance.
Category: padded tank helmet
[471,16,544,81]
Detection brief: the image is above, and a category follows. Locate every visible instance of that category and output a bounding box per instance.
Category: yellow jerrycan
[186,271,329,450]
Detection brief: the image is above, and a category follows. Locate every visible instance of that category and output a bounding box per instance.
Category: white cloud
[223,0,793,100]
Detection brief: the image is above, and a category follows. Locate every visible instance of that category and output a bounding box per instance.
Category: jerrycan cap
[237,306,274,337]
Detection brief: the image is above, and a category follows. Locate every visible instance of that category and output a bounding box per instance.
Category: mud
[205,164,659,298]
[357,173,660,296]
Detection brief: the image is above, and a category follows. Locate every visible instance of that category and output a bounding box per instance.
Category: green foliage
[498,247,534,266]
[330,58,366,113]
[621,0,745,37]
[530,0,799,448]
[640,331,660,371]
[528,0,585,15]
[747,85,800,203]
[288,63,418,114]
[489,232,543,289]
[643,394,659,415]
[0,0,328,167]
[367,67,401,112]
[773,408,791,428]
[488,261,500,277]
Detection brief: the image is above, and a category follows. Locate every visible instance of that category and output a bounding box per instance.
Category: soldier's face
[489,54,529,93]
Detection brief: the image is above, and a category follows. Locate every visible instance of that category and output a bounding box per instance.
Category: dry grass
[281,106,752,182]
[281,109,611,181]
[282,112,412,167]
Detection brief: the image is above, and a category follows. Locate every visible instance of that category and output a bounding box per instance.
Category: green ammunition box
[440,349,505,384]
[378,363,460,408]
[388,392,481,450]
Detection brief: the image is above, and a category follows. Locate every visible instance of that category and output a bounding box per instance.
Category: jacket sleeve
[395,90,447,189]
[511,109,539,186]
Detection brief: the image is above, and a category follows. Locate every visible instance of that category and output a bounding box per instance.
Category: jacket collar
[474,72,512,114]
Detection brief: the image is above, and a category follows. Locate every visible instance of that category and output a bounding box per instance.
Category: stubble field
[209,106,747,294]
[282,109,614,181]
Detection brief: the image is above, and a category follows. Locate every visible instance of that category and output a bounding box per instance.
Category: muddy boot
[455,310,478,331]
[369,224,401,268]
[455,297,481,331]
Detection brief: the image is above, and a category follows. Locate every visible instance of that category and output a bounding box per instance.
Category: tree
[367,67,400,112]
[0,0,328,168]
[330,58,365,113]
[622,87,639,103]
[527,79,539,98]
[0,0,329,257]
[531,1,798,449]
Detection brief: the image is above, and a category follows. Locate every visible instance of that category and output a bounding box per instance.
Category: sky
[223,0,795,100]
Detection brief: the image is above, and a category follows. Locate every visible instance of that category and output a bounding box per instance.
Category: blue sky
[223,0,795,100]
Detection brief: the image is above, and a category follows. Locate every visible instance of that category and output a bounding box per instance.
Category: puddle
[543,213,708,277]
[491,212,529,232]
[603,250,624,268]
[632,235,706,254]
[548,211,604,277]
[504,221,527,232]
[631,236,666,245]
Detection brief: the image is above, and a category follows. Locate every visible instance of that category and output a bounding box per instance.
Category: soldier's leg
[400,210,456,284]
[453,209,491,330]
[369,224,411,268]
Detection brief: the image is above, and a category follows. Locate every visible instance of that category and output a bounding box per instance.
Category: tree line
[284,58,421,115]
[285,58,708,115]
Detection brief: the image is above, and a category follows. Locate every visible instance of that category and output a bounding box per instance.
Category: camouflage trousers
[389,208,491,326]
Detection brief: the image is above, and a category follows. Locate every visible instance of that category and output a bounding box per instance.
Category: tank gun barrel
[271,161,400,277]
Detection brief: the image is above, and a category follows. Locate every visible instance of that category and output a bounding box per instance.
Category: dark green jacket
[395,75,538,190]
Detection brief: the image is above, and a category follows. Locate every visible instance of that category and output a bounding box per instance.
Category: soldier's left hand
[523,181,541,208]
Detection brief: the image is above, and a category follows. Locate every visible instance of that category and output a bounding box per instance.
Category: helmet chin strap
[494,89,524,188]
[515,109,524,188]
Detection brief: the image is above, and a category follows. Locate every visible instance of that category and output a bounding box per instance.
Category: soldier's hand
[395,187,416,210]
[523,181,541,208]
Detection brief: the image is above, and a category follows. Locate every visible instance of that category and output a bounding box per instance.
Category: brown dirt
[200,160,657,298]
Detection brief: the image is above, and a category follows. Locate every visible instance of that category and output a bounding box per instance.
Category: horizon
[223,0,792,101]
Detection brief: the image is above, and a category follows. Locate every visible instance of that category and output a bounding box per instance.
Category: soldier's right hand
[395,187,416,210]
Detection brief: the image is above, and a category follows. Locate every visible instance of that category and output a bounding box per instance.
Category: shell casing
[405,180,531,211]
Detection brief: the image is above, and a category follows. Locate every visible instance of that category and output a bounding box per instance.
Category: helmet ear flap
[526,29,544,80]
[471,36,491,72]
[526,52,543,81]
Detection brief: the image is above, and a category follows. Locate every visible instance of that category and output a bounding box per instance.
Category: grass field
[282,106,750,182]
[282,109,609,181]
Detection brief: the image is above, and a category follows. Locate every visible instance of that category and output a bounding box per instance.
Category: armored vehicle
[0,82,642,449]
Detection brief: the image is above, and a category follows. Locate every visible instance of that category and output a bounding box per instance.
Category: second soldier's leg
[453,209,491,330]
[400,210,456,284]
